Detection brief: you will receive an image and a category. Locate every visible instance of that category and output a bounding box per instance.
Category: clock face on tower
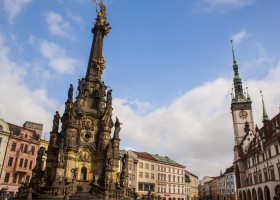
[239,110,248,119]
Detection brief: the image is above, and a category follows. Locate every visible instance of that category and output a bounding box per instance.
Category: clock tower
[230,41,255,189]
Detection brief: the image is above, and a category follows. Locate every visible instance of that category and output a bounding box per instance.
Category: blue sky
[0,0,280,178]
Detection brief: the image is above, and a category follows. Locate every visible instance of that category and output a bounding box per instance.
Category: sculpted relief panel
[79,148,92,163]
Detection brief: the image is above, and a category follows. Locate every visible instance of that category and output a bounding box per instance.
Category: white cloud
[231,30,248,45]
[113,60,280,178]
[29,36,82,74]
[0,32,56,136]
[0,0,32,23]
[44,11,72,38]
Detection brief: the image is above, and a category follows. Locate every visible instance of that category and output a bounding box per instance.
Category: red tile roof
[132,151,156,161]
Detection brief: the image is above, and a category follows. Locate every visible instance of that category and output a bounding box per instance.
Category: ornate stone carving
[79,148,92,162]
[78,78,86,95]
[105,142,113,170]
[66,128,77,148]
[120,152,128,188]
[71,168,78,180]
[113,117,122,139]
[96,57,105,75]
[57,139,65,164]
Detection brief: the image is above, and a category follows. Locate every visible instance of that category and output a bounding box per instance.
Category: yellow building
[130,151,157,197]
[186,171,199,200]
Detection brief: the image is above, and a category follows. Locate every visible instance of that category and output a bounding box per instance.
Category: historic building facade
[0,119,10,180]
[186,171,199,200]
[151,154,186,200]
[131,151,157,197]
[0,122,40,196]
[230,41,280,200]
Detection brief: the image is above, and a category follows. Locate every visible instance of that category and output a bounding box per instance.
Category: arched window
[81,167,87,180]
[0,125,3,130]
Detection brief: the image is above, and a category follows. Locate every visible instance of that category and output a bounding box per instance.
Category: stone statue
[68,84,73,102]
[71,168,78,180]
[120,152,128,187]
[113,117,122,139]
[106,89,112,106]
[58,139,65,163]
[96,56,105,75]
[34,147,45,170]
[93,170,99,184]
[52,111,60,132]
[78,78,86,95]
[105,143,113,170]
[99,81,107,97]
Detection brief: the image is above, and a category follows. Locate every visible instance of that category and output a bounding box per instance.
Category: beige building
[132,151,157,197]
[186,171,199,200]
[0,119,11,179]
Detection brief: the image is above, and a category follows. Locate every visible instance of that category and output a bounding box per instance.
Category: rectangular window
[150,184,155,192]
[139,162,143,168]
[31,146,35,155]
[268,149,271,158]
[151,165,154,170]
[144,184,149,191]
[129,164,132,171]
[151,173,154,179]
[138,183,143,191]
[25,176,30,183]
[19,158,24,167]
[20,144,24,151]
[11,142,17,151]
[13,174,17,183]
[24,144,28,153]
[4,173,10,183]
[139,172,143,178]
[145,173,149,179]
[29,160,33,169]
[258,170,262,183]
[275,145,279,155]
[263,168,268,182]
[8,157,14,166]
[145,163,149,169]
[24,159,28,168]
[0,137,2,147]
[18,174,23,184]
[270,166,275,181]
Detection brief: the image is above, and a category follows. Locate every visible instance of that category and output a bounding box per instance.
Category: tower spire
[231,40,245,101]
[86,0,111,81]
[260,90,269,122]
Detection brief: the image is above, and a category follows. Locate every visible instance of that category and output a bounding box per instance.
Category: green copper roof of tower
[231,40,251,104]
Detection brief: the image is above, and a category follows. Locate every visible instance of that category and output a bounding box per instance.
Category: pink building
[0,123,40,197]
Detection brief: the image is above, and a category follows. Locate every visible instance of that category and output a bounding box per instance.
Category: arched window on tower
[81,167,87,181]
